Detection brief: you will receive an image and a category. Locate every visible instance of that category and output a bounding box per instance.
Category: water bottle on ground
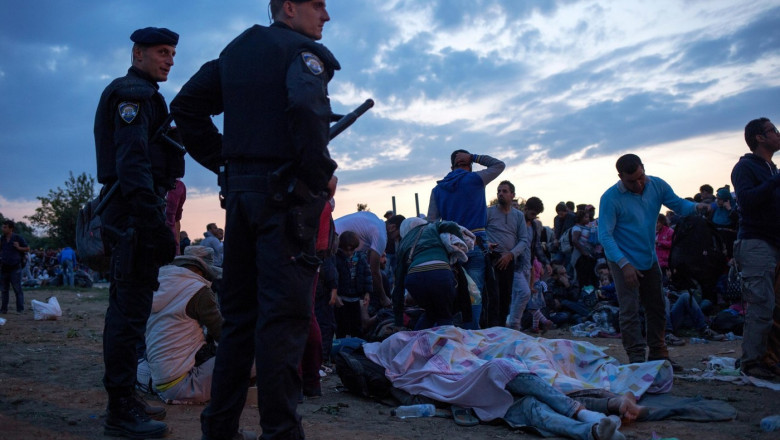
[760,415,780,432]
[689,337,709,344]
[392,403,436,419]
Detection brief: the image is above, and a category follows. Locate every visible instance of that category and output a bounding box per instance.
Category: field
[1,287,779,440]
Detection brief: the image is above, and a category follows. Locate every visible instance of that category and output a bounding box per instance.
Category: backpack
[711,308,744,336]
[668,215,728,293]
[75,195,111,273]
[334,344,392,399]
[559,227,574,254]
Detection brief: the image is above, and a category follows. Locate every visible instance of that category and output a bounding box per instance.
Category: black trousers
[102,198,161,403]
[201,167,319,440]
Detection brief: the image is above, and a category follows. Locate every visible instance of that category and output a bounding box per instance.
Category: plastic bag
[31,296,62,321]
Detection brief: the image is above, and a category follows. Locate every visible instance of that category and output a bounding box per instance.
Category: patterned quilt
[364,326,673,421]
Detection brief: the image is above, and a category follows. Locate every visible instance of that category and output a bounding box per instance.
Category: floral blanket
[363,326,673,421]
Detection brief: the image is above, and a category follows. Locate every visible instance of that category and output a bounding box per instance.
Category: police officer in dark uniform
[171,1,337,439]
[94,27,181,439]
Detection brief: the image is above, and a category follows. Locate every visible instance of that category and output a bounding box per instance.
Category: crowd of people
[23,0,770,439]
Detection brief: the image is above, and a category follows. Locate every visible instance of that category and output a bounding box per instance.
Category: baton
[329,99,374,140]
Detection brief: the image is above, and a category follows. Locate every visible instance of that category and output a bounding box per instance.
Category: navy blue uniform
[94,66,180,403]
[171,22,338,440]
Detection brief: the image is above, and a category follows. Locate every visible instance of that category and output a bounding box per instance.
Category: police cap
[130,27,179,46]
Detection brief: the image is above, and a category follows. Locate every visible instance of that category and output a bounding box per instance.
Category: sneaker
[104,396,168,439]
[700,327,725,342]
[665,333,686,346]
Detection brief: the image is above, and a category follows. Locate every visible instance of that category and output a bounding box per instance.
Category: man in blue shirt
[59,246,77,287]
[598,154,708,369]
[731,117,780,380]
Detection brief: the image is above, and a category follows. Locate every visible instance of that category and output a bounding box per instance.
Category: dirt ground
[1,287,779,440]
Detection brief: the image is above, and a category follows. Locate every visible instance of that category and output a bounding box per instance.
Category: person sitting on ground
[663,289,724,347]
[546,264,590,326]
[334,230,372,339]
[137,246,235,404]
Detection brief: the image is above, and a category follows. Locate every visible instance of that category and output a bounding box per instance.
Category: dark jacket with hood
[731,152,780,248]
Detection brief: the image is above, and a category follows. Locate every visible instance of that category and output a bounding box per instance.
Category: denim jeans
[464,246,486,296]
[665,291,708,332]
[733,239,779,367]
[609,261,667,363]
[62,259,74,287]
[0,267,24,312]
[504,373,592,440]
[507,269,531,329]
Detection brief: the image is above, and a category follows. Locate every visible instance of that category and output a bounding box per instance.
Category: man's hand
[380,294,392,308]
[453,152,473,168]
[494,251,513,270]
[329,288,341,307]
[621,263,643,289]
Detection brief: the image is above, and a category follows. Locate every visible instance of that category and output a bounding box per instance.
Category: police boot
[133,391,167,420]
[104,395,169,439]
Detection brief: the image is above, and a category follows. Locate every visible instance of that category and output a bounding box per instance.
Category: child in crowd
[333,230,373,339]
[528,259,554,333]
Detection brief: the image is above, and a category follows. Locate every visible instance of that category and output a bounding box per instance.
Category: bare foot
[608,393,645,423]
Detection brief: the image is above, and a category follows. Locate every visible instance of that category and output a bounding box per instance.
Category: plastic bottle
[689,337,709,344]
[392,404,436,419]
[761,415,780,432]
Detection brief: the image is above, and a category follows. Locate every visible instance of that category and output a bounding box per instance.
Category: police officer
[171,1,337,439]
[94,27,181,439]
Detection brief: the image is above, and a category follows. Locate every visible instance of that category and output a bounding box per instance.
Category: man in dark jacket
[171,1,338,438]
[93,26,180,439]
[1,220,29,314]
[731,117,780,379]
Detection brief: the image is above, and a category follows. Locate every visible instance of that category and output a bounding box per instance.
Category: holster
[113,227,137,282]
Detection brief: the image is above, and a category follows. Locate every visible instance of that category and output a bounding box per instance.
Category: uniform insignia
[302,52,324,75]
[118,102,139,124]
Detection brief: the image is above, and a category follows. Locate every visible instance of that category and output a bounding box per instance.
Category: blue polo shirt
[1,233,28,267]
[598,176,696,270]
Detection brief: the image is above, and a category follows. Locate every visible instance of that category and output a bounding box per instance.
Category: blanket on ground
[364,326,673,421]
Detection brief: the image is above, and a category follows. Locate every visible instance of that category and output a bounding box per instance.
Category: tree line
[2,172,95,250]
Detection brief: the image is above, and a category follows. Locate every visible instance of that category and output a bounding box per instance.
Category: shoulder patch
[118,101,139,124]
[301,52,324,75]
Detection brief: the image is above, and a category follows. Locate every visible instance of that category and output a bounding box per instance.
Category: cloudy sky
[2,0,779,238]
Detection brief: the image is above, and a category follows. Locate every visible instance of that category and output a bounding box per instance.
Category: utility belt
[218,160,327,267]
[99,179,170,201]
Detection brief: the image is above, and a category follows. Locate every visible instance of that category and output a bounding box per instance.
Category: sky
[1,0,779,241]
